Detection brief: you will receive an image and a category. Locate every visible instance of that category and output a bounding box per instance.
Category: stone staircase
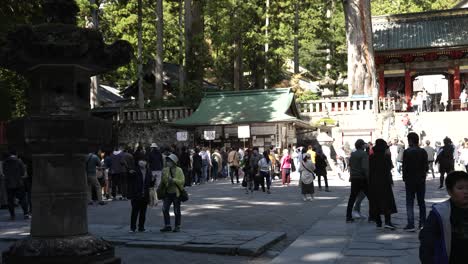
[392,111,468,143]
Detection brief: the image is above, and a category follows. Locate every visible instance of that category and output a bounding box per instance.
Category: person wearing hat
[128,152,154,232]
[160,154,185,232]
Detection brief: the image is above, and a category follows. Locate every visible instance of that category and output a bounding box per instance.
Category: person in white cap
[148,143,163,205]
[160,154,185,232]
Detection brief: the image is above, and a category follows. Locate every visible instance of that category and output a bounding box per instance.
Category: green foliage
[313,117,337,127]
[0,0,463,117]
[296,91,320,102]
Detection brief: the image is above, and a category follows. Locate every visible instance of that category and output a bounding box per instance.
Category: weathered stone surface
[0,223,286,257]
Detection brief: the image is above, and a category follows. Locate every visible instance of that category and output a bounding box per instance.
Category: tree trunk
[178,0,185,98]
[343,0,377,100]
[190,0,204,89]
[233,36,242,91]
[137,0,144,109]
[293,0,299,74]
[184,0,192,87]
[154,0,164,99]
[89,0,100,109]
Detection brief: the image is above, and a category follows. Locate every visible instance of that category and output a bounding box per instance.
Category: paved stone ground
[0,172,350,263]
[272,172,449,264]
[0,170,449,264]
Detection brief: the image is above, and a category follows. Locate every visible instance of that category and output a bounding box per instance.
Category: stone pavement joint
[272,176,449,263]
[0,223,286,257]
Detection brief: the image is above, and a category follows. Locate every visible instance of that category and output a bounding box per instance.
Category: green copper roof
[173,88,305,126]
[372,8,468,52]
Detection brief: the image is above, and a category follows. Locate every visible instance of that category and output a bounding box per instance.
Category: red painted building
[372,8,468,110]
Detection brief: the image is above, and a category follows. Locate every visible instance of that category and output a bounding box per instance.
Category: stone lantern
[0,0,132,263]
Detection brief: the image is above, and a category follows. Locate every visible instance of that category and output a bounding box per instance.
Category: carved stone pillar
[0,1,132,263]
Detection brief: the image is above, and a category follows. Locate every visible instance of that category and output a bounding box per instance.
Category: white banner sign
[238,125,250,138]
[204,130,216,140]
[176,131,188,141]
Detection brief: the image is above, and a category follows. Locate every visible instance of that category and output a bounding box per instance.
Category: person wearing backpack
[436,137,455,189]
[250,147,262,191]
[299,149,315,201]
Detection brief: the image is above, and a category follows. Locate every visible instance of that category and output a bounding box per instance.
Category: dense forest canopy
[0,0,460,118]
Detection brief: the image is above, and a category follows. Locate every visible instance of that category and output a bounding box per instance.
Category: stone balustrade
[114,107,193,123]
[298,98,375,116]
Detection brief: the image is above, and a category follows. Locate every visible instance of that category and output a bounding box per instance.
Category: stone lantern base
[2,235,120,264]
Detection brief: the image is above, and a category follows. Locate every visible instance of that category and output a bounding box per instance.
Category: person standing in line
[419,171,468,264]
[128,153,154,233]
[299,150,315,201]
[368,139,397,230]
[179,146,191,187]
[2,150,30,220]
[160,154,185,233]
[228,147,240,184]
[346,139,369,223]
[191,148,202,185]
[257,150,272,194]
[250,148,262,191]
[211,149,222,182]
[436,137,455,189]
[280,149,292,186]
[220,147,228,178]
[109,146,126,200]
[199,147,210,184]
[402,132,428,232]
[242,149,254,194]
[314,147,330,192]
[121,146,136,200]
[423,140,436,179]
[86,151,106,205]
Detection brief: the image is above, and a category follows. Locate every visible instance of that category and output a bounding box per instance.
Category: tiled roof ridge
[372,7,468,24]
[204,87,291,97]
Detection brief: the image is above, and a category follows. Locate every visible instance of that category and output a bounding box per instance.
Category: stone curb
[0,224,286,257]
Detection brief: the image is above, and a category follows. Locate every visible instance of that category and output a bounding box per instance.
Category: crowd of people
[1,133,467,262]
[345,133,468,228]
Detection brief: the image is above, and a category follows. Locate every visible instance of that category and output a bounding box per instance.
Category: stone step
[0,223,286,257]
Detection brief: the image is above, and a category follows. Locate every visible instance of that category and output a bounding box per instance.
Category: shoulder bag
[171,168,189,202]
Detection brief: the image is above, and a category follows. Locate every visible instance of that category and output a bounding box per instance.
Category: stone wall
[117,123,194,149]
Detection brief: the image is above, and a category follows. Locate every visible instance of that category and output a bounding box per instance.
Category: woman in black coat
[128,153,155,232]
[368,139,397,229]
[314,147,330,192]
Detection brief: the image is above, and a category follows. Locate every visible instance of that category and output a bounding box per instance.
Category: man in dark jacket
[435,137,455,189]
[403,132,428,231]
[346,139,369,223]
[2,150,29,220]
[148,143,163,190]
[178,146,191,187]
[128,154,154,232]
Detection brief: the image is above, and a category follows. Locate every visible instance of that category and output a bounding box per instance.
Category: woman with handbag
[298,150,316,201]
[128,153,154,233]
[159,154,185,233]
